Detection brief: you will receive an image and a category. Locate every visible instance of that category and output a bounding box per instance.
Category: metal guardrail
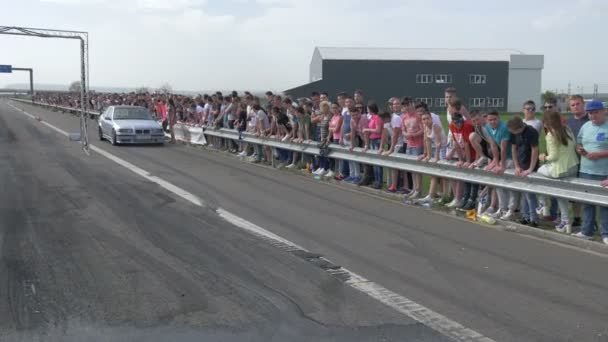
[202,127,608,207]
[12,98,608,207]
[12,98,101,117]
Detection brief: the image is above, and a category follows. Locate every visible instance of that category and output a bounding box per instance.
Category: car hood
[112,120,161,130]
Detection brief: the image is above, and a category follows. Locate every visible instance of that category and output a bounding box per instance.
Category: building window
[469,98,486,108]
[469,74,487,84]
[435,74,453,84]
[488,98,505,108]
[416,74,433,84]
[415,97,433,106]
[435,98,446,108]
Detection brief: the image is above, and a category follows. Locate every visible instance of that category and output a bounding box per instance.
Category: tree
[69,81,81,93]
[136,86,150,94]
[158,83,172,94]
[541,90,557,103]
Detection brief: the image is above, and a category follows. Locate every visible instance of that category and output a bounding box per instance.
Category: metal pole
[29,69,34,103]
[79,38,89,154]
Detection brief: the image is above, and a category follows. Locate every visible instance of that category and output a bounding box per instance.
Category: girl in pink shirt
[362,103,384,189]
[329,102,343,142]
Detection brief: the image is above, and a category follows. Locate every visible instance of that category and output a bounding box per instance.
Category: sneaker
[317,169,328,176]
[555,222,571,234]
[286,163,296,169]
[343,176,354,183]
[417,195,433,204]
[462,199,477,211]
[572,217,582,227]
[535,204,548,216]
[324,170,335,178]
[349,177,361,184]
[387,185,397,193]
[603,237,608,245]
[543,215,557,222]
[571,232,593,240]
[371,182,382,190]
[447,199,464,209]
[238,151,248,157]
[335,174,345,181]
[407,190,420,199]
[481,207,497,217]
[500,209,516,221]
[519,218,530,225]
[489,209,505,219]
[314,168,326,175]
[528,221,539,228]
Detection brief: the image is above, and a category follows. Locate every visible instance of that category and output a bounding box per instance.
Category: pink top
[401,112,424,148]
[330,115,342,140]
[368,114,383,140]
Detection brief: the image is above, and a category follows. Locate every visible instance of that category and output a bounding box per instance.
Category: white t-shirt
[256,110,270,130]
[247,105,256,127]
[524,118,542,133]
[389,113,404,146]
[196,105,204,115]
[431,112,442,127]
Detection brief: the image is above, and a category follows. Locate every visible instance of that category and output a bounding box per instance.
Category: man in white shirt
[381,97,406,192]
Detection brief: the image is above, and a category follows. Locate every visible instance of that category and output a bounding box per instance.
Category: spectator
[447,112,477,210]
[381,97,406,193]
[483,111,519,220]
[522,100,542,132]
[565,94,589,228]
[346,105,363,183]
[416,108,447,204]
[326,102,343,178]
[363,103,384,189]
[339,97,358,181]
[252,103,270,163]
[508,116,540,227]
[573,100,608,244]
[167,97,177,144]
[538,110,580,233]
[402,98,425,199]
[314,101,333,175]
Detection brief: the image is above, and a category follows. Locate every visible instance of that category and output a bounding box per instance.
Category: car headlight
[118,128,133,133]
[152,128,163,134]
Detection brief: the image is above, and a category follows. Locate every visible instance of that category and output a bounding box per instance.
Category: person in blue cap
[573,100,608,244]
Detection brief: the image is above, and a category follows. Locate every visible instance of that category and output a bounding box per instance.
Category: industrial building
[284,47,544,112]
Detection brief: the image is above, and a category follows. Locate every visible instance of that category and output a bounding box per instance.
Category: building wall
[317,59,510,112]
[507,55,544,112]
[309,49,323,83]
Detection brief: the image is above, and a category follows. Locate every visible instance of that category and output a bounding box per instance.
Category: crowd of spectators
[33,88,608,244]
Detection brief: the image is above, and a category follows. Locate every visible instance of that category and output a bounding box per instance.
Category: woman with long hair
[538,110,579,233]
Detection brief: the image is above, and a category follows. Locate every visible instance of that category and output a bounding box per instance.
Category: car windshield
[113,107,153,120]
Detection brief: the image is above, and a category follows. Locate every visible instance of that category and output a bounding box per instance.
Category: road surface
[1,99,608,342]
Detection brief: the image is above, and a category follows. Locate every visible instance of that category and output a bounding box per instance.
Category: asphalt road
[2,100,608,342]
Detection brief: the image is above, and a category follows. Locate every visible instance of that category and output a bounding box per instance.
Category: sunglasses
[543,105,554,109]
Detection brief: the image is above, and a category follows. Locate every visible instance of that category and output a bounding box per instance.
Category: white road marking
[7,102,204,208]
[8,100,495,342]
[217,207,495,342]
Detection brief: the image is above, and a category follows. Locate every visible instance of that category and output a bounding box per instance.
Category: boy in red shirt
[447,113,478,210]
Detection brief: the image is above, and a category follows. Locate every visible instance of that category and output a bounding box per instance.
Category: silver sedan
[98,106,165,145]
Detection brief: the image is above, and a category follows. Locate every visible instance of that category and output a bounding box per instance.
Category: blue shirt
[341,111,352,138]
[566,114,589,139]
[485,121,512,160]
[577,120,608,176]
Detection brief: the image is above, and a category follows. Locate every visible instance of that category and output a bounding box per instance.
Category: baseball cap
[585,100,605,111]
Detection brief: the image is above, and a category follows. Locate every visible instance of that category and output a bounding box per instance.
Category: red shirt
[449,120,476,160]
[401,112,424,148]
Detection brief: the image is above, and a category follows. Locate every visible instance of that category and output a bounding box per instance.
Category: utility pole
[567,81,571,96]
[593,84,599,98]
[12,67,34,102]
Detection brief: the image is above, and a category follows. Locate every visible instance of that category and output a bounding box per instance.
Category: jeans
[318,156,329,170]
[370,138,383,184]
[521,192,539,222]
[496,160,519,211]
[463,183,479,201]
[255,144,264,161]
[580,173,608,237]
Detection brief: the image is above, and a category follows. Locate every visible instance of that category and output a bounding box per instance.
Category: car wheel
[98,127,104,141]
[111,129,117,145]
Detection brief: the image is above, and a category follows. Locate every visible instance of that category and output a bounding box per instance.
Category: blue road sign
[0,65,12,73]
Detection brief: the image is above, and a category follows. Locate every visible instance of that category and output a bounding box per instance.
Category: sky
[0,0,606,94]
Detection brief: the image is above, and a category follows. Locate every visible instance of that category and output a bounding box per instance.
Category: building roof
[315,47,525,62]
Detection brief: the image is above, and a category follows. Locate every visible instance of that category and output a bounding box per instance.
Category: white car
[98,106,165,145]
